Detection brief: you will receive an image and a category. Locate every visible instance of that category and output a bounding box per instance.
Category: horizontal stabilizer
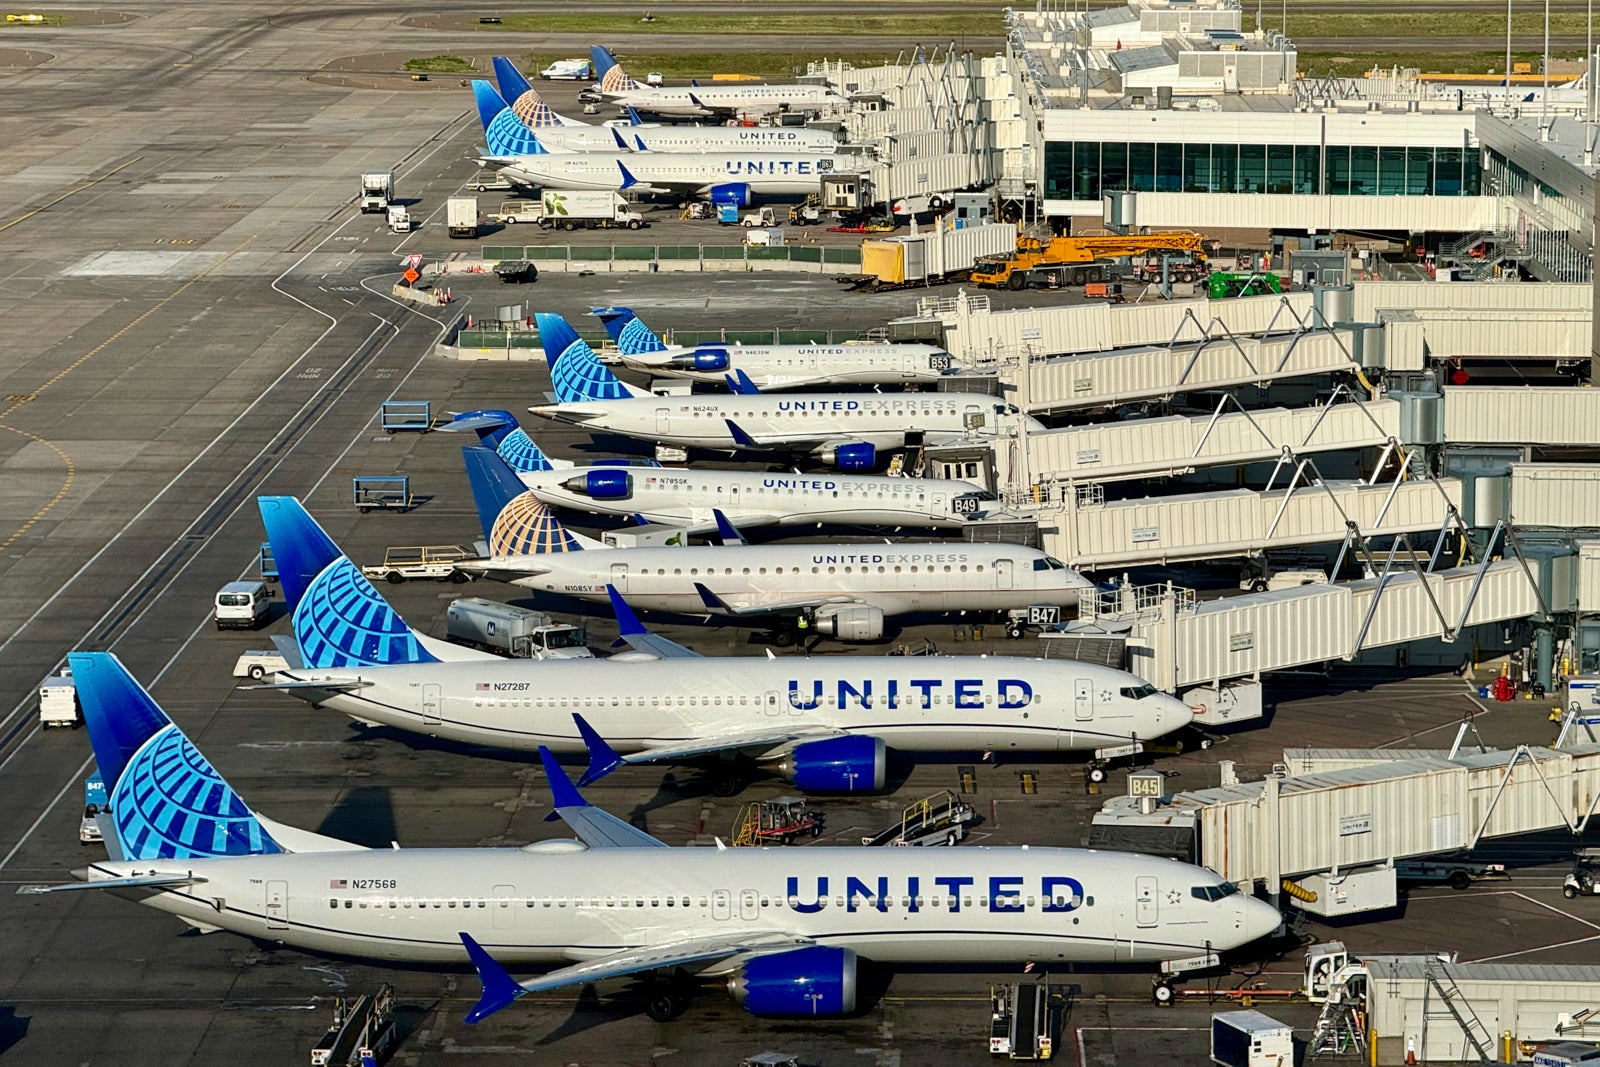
[19,873,208,895]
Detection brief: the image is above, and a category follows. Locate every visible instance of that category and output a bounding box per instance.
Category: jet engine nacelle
[727,946,859,1016]
[708,183,752,207]
[812,604,885,642]
[774,734,887,792]
[819,442,877,471]
[684,348,731,372]
[562,469,632,499]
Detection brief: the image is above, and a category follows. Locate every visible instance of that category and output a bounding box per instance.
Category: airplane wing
[20,873,208,894]
[461,929,811,1023]
[453,558,553,582]
[573,712,843,785]
[693,582,854,618]
[539,747,667,849]
[605,583,699,659]
[723,419,906,455]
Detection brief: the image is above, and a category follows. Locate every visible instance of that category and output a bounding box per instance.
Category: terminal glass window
[1267,144,1294,193]
[1211,143,1239,194]
[1127,141,1156,191]
[1183,143,1211,192]
[1294,145,1321,193]
[1238,144,1265,193]
[1324,145,1350,195]
[1156,142,1183,191]
[1435,146,1465,195]
[1100,141,1128,192]
[1350,145,1378,195]
[1407,146,1434,194]
[1378,146,1407,195]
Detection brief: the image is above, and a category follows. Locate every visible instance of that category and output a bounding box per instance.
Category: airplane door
[994,559,1014,589]
[712,889,732,921]
[931,493,946,517]
[766,690,787,717]
[423,684,441,726]
[265,880,288,930]
[1134,876,1158,928]
[492,884,517,929]
[655,407,670,434]
[1074,678,1093,721]
[610,562,629,593]
[739,888,760,921]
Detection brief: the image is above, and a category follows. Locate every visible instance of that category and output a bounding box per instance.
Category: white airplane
[254,496,1191,782]
[528,313,1034,469]
[489,141,845,201]
[442,410,1001,532]
[592,307,965,391]
[32,651,1279,1025]
[476,74,839,156]
[457,449,1093,640]
[588,45,844,119]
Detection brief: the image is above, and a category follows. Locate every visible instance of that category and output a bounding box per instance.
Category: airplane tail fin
[589,306,667,355]
[258,497,439,669]
[441,410,558,473]
[473,80,548,156]
[71,651,283,860]
[492,56,535,106]
[591,45,640,92]
[536,312,647,402]
[492,58,568,130]
[464,446,588,555]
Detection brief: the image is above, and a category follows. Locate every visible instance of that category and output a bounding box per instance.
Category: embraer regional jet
[254,496,1193,789]
[28,652,1278,1024]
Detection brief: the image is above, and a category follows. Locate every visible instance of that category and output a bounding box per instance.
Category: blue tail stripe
[472,80,510,136]
[492,56,534,103]
[588,44,615,77]
[292,558,438,669]
[464,445,533,541]
[69,652,280,861]
[536,313,632,402]
[258,497,343,613]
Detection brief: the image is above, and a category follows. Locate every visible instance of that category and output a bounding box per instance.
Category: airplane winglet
[610,125,628,150]
[460,932,527,1025]
[606,582,648,636]
[724,419,758,448]
[539,745,589,816]
[617,161,639,189]
[694,581,731,612]
[734,369,760,394]
[712,509,746,546]
[573,713,624,786]
[633,134,649,152]
[687,91,707,109]
[626,105,644,126]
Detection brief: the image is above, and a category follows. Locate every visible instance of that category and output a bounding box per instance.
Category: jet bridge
[1090,742,1600,914]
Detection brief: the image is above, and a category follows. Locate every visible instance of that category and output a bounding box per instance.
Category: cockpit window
[1032,556,1069,571]
[1120,684,1158,700]
[1190,882,1241,902]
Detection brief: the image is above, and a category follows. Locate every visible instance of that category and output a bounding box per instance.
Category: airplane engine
[819,442,876,471]
[812,604,885,642]
[727,946,859,1016]
[708,182,752,207]
[685,348,731,372]
[773,734,886,792]
[562,469,631,499]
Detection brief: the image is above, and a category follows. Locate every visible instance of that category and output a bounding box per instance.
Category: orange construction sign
[402,268,420,285]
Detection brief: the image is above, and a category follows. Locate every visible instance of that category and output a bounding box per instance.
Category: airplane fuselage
[621,343,961,389]
[521,467,994,531]
[94,846,1274,968]
[529,392,1031,453]
[498,151,847,195]
[602,85,841,118]
[282,656,1192,754]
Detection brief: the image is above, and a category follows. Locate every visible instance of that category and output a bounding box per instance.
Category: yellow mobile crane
[970,231,1209,290]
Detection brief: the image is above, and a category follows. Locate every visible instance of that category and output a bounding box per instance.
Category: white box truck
[1210,1010,1293,1067]
[39,670,78,728]
[447,196,479,239]
[445,597,592,659]
[360,172,394,213]
[540,190,646,231]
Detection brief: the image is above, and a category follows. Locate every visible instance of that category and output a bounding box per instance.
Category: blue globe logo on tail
[497,428,555,473]
[293,558,439,668]
[538,313,633,402]
[490,493,584,555]
[112,725,281,860]
[616,317,665,355]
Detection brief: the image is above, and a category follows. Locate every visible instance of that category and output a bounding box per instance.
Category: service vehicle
[731,797,825,844]
[232,650,289,682]
[39,671,78,728]
[539,58,592,80]
[493,259,537,284]
[214,581,271,630]
[971,232,1208,291]
[80,771,108,844]
[1565,849,1600,898]
[743,227,784,247]
[1395,858,1508,891]
[1532,1042,1600,1066]
[359,171,394,213]
[1210,1010,1293,1067]
[539,189,645,231]
[360,545,475,584]
[470,170,513,193]
[493,200,545,226]
[863,790,975,847]
[309,983,396,1066]
[741,206,779,228]
[1208,271,1284,299]
[386,204,411,233]
[446,196,479,239]
[444,597,591,659]
[989,982,1053,1059]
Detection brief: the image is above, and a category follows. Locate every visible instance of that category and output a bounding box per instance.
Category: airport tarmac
[2,3,1598,1064]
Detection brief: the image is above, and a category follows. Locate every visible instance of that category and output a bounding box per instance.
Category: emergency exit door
[610,562,628,593]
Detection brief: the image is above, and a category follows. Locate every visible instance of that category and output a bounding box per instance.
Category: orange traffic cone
[1406,1036,1417,1064]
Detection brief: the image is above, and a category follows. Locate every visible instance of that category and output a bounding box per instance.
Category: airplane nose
[1242,898,1281,944]
[1158,695,1194,737]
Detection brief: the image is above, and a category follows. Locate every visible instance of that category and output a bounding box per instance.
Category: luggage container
[1210,1010,1292,1067]
[39,671,78,728]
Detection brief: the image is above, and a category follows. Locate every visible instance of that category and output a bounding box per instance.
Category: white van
[215,581,271,630]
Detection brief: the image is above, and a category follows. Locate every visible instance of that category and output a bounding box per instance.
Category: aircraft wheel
[449,570,470,584]
[249,665,266,681]
[645,988,690,1022]
[1152,982,1175,1007]
[771,628,796,648]
[710,775,744,798]
[1087,765,1107,785]
[386,572,405,585]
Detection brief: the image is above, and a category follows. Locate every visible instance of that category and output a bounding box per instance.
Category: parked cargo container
[445,597,592,659]
[447,196,479,239]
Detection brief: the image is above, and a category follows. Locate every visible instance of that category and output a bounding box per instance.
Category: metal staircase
[1310,994,1367,1059]
[1420,958,1496,1062]
[1438,230,1528,281]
